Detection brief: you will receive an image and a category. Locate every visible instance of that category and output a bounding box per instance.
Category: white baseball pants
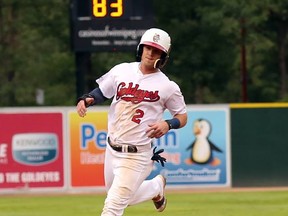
[101,144,162,216]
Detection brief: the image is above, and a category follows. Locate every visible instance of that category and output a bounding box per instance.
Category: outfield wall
[0,103,287,194]
[230,103,288,187]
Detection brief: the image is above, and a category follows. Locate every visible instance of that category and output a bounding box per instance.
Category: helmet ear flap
[156,53,169,69]
[136,45,143,62]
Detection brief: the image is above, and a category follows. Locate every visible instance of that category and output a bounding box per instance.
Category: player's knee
[117,186,133,200]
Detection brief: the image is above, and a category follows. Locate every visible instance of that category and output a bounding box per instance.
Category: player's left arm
[146,113,187,138]
[172,113,188,129]
[146,82,187,138]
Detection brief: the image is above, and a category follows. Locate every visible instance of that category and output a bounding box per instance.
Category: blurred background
[1,0,288,106]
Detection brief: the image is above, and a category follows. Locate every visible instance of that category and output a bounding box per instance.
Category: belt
[108,137,138,153]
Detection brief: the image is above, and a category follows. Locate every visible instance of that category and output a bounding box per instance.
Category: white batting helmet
[136,28,171,68]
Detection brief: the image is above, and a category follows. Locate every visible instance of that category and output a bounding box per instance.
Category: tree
[263,1,288,99]
[0,0,75,106]
[154,0,288,103]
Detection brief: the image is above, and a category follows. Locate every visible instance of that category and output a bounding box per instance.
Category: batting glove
[151,147,167,167]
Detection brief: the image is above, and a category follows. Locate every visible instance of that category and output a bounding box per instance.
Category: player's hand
[77,100,87,117]
[146,121,170,138]
[76,97,93,117]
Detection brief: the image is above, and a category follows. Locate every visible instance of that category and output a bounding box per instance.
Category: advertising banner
[68,105,230,188]
[149,106,231,187]
[0,112,64,190]
[69,110,107,187]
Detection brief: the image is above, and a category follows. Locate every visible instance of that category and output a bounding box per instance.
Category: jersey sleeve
[95,66,117,99]
[165,81,187,116]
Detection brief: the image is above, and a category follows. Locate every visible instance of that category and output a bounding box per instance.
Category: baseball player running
[77,28,187,216]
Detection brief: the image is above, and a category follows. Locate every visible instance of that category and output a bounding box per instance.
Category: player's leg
[101,145,153,216]
[103,144,114,192]
[128,173,167,212]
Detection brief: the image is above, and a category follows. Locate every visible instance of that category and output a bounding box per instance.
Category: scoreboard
[70,0,154,52]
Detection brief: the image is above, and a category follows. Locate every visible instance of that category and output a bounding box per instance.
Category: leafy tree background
[0,0,288,106]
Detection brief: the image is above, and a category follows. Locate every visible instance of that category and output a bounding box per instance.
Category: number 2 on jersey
[132,109,144,124]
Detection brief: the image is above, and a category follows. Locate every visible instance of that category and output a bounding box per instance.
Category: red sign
[0,113,64,189]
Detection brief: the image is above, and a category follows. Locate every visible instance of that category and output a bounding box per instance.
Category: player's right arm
[76,88,108,117]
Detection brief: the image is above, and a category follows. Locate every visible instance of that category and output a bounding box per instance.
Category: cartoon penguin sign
[185,119,222,166]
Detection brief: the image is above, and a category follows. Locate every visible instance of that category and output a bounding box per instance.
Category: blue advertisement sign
[149,105,231,187]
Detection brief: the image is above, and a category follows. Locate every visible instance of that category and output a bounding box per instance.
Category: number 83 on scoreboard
[73,0,152,20]
[93,0,123,18]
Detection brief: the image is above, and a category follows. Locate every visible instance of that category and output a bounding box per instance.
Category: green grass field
[0,190,288,216]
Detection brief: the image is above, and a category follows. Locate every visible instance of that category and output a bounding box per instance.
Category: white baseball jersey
[96,62,186,146]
